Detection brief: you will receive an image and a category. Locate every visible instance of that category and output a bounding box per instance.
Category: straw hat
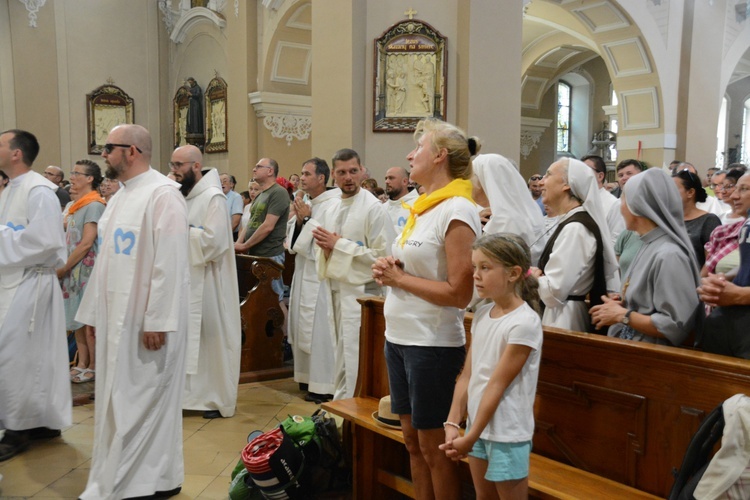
[372,395,401,429]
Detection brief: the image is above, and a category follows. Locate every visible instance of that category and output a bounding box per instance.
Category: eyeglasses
[529,175,543,181]
[169,161,195,170]
[103,143,143,154]
[254,164,273,171]
[70,171,91,177]
[720,183,736,191]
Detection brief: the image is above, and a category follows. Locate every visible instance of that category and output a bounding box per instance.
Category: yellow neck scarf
[399,178,474,247]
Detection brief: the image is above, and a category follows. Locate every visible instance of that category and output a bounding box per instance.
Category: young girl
[440,233,543,499]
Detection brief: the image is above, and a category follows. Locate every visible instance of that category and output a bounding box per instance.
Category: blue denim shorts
[470,439,531,482]
[384,340,465,430]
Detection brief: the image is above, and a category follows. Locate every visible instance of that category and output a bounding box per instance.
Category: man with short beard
[312,149,396,399]
[170,145,241,419]
[77,124,188,499]
[383,166,418,232]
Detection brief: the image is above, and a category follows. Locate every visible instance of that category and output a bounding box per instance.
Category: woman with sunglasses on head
[672,169,721,268]
[57,159,106,384]
[702,168,748,279]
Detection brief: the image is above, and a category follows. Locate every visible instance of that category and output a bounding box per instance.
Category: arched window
[557,81,571,153]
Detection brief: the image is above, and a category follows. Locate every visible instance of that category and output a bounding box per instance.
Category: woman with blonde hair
[373,118,482,499]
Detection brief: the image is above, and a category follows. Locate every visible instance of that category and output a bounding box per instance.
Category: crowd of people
[1,118,750,498]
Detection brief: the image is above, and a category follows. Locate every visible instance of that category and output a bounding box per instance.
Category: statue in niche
[185,78,204,136]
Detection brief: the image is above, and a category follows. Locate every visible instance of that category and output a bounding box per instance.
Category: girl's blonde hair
[413,119,481,180]
[473,232,541,315]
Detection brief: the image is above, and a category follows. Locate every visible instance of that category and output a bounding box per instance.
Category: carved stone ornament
[18,0,47,28]
[249,91,312,146]
[520,117,552,160]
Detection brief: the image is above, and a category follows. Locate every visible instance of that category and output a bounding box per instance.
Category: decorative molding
[158,0,177,32]
[521,75,548,110]
[570,2,630,33]
[286,3,311,30]
[262,0,286,11]
[520,117,552,159]
[602,38,652,78]
[249,91,311,145]
[18,0,47,28]
[270,41,312,85]
[620,88,660,130]
[170,7,226,44]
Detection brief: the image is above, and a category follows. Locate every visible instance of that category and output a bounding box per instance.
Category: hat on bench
[372,395,401,429]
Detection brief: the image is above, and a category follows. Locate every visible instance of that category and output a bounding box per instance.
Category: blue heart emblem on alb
[114,228,136,255]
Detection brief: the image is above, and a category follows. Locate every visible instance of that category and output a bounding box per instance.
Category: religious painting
[373,19,447,132]
[204,76,228,153]
[87,84,134,154]
[173,85,190,148]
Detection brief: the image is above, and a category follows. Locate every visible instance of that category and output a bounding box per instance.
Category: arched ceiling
[522,0,661,133]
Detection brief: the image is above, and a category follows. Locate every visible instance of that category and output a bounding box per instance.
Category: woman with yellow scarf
[58,159,106,384]
[372,119,482,500]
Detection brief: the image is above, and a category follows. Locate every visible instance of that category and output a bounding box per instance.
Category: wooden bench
[324,297,750,498]
[236,255,291,383]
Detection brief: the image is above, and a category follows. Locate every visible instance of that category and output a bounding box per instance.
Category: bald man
[43,165,71,209]
[170,145,241,420]
[383,166,418,232]
[76,124,189,499]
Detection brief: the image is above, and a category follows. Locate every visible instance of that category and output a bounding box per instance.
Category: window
[557,81,571,153]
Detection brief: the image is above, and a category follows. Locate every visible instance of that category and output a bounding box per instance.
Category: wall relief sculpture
[87,83,134,154]
[205,76,228,153]
[374,18,446,132]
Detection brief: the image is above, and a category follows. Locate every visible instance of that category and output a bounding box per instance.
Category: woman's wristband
[443,421,461,430]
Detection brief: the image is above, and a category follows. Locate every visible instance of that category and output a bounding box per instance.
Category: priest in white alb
[313,149,396,400]
[170,144,241,419]
[0,129,71,462]
[77,125,189,499]
[286,157,340,402]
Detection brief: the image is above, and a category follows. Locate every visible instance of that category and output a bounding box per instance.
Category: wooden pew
[236,255,291,383]
[324,297,750,499]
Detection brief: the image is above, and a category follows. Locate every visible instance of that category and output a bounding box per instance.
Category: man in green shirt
[234,157,290,301]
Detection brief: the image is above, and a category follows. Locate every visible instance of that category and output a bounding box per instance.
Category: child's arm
[442,347,473,445]
[443,343,533,459]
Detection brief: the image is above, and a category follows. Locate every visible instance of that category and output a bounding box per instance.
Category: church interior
[3,0,750,498]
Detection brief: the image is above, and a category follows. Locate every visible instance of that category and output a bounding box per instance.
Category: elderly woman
[58,159,106,383]
[472,153,545,264]
[672,169,721,268]
[531,158,619,332]
[591,168,701,346]
[372,119,482,500]
[703,168,748,278]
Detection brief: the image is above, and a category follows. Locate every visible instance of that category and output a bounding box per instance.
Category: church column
[682,0,724,170]
[458,0,522,162]
[311,0,367,162]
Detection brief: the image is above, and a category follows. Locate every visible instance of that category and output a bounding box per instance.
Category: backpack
[668,403,725,500]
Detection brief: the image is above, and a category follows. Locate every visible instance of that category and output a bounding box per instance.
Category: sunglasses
[529,175,543,181]
[103,143,143,154]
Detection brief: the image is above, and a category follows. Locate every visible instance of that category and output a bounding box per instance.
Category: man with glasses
[0,129,71,462]
[43,165,71,210]
[528,174,546,215]
[170,145,241,420]
[76,124,189,499]
[234,157,290,305]
[220,173,243,240]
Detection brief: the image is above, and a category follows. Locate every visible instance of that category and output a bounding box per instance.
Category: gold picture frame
[204,76,228,153]
[373,19,447,132]
[87,84,134,154]
[173,85,191,149]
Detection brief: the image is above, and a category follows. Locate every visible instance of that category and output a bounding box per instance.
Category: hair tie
[468,137,477,156]
[525,269,532,278]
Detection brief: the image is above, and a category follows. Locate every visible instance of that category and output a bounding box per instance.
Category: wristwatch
[302,216,311,225]
[622,309,634,325]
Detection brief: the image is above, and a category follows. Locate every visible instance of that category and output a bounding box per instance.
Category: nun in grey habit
[590,168,701,346]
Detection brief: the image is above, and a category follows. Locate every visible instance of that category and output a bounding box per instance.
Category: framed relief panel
[87,84,134,154]
[373,19,447,132]
[173,85,191,148]
[204,76,228,153]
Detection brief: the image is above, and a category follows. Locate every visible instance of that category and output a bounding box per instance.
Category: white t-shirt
[467,302,542,443]
[384,197,481,347]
